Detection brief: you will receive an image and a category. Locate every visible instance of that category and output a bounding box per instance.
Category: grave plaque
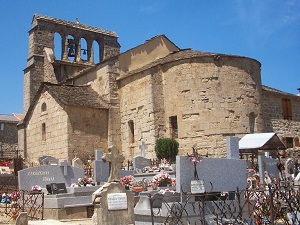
[49,183,67,194]
[191,180,205,194]
[107,193,127,210]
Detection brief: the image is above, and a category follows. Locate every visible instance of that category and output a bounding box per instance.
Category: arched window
[41,102,47,112]
[93,40,100,63]
[54,32,62,60]
[80,38,88,61]
[67,34,76,62]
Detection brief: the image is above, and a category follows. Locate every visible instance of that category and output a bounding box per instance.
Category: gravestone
[38,156,59,165]
[139,139,148,157]
[72,157,84,168]
[92,145,135,225]
[258,155,281,185]
[176,156,247,195]
[226,136,240,159]
[18,163,84,191]
[94,149,109,184]
[133,156,151,171]
[15,212,28,225]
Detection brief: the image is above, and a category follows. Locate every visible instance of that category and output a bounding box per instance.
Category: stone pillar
[62,34,69,61]
[87,39,94,63]
[75,37,81,62]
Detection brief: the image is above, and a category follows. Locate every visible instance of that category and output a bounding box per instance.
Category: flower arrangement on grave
[120,175,134,189]
[1,193,11,203]
[31,185,42,191]
[152,171,172,187]
[159,158,173,171]
[78,177,95,186]
[10,191,20,201]
[158,188,176,195]
[70,183,79,187]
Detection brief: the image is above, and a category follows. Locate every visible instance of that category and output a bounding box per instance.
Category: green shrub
[155,138,179,162]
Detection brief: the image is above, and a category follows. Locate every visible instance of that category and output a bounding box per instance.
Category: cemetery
[0,135,300,225]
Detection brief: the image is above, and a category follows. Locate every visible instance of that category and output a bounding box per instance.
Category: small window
[249,112,255,133]
[0,123,4,131]
[41,102,47,112]
[286,137,293,148]
[42,123,46,141]
[170,116,178,139]
[282,98,292,120]
[128,120,135,144]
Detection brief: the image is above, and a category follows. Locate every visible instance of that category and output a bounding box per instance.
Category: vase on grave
[159,181,169,187]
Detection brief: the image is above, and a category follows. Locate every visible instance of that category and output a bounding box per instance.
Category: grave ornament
[139,139,148,157]
[102,145,125,182]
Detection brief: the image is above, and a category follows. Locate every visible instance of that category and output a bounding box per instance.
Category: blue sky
[0,0,299,114]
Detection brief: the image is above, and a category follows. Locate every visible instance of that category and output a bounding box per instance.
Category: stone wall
[67,106,108,161]
[25,91,69,165]
[0,122,18,158]
[118,54,263,159]
[262,88,300,159]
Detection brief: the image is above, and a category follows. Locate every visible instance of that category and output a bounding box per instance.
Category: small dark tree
[155,138,179,163]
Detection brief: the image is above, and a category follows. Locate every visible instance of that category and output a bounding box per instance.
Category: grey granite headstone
[94,149,109,183]
[18,164,84,191]
[176,156,247,194]
[226,136,240,159]
[258,155,281,185]
[133,156,151,171]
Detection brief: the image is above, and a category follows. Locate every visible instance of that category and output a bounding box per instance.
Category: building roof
[262,85,298,97]
[239,133,286,151]
[32,14,118,37]
[20,83,109,126]
[118,48,261,80]
[43,83,109,109]
[0,114,21,123]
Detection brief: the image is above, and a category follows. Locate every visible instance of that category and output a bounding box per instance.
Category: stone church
[18,14,300,166]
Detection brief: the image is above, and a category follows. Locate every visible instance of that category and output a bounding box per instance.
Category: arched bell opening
[54,32,62,60]
[93,40,100,64]
[80,37,88,62]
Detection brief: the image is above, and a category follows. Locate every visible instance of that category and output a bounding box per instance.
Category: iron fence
[0,189,44,222]
[150,185,300,225]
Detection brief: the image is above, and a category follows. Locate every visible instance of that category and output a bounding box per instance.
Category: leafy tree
[155,138,179,162]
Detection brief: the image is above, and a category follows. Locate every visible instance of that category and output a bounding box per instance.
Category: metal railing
[0,189,44,222]
[149,185,300,225]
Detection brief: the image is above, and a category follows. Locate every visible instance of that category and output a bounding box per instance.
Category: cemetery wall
[67,106,108,161]
[25,91,69,165]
